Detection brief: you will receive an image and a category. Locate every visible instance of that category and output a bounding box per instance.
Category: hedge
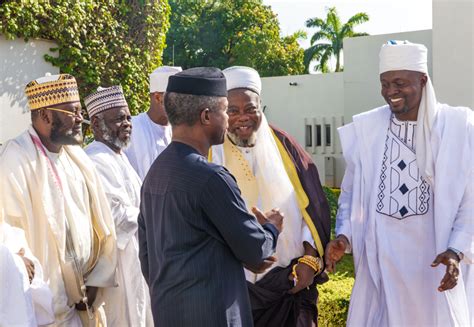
[0,0,170,116]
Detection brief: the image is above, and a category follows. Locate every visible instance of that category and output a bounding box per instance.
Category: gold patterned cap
[25,73,80,110]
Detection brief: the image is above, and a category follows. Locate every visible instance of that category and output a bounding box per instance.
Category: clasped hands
[325,235,461,292]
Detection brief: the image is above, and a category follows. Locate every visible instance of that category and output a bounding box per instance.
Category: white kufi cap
[222,66,261,95]
[379,40,428,74]
[149,66,182,93]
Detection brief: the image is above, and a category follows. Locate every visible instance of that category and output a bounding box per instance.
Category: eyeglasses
[43,107,83,117]
[42,107,90,124]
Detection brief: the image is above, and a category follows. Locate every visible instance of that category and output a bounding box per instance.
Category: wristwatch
[448,247,464,261]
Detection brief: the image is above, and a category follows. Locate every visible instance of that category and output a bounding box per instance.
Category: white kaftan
[86,141,153,327]
[337,105,473,326]
[124,112,172,180]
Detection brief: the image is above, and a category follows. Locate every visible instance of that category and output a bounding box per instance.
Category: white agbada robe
[0,126,117,326]
[337,105,473,326]
[86,141,153,327]
[124,112,172,180]
[0,222,55,327]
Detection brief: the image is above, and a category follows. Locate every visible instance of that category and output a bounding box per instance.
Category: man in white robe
[124,66,182,180]
[0,221,55,327]
[0,74,117,326]
[84,86,153,326]
[326,41,473,326]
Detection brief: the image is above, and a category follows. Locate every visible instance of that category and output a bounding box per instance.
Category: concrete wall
[433,0,474,109]
[261,72,345,186]
[0,36,58,143]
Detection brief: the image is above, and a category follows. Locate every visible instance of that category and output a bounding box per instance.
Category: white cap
[149,66,182,93]
[379,40,428,75]
[222,66,261,95]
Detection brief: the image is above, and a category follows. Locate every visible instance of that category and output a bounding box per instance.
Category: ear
[420,74,428,87]
[200,108,211,125]
[39,109,52,125]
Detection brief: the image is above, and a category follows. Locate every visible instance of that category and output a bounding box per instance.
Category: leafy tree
[304,7,369,73]
[163,0,305,77]
[0,0,170,115]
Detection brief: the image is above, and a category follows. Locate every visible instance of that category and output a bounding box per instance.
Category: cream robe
[337,105,473,326]
[85,141,153,327]
[0,126,117,326]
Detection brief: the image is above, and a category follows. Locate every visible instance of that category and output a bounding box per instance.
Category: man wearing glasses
[0,73,117,326]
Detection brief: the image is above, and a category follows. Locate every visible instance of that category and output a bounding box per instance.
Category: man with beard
[326,41,473,326]
[210,66,331,327]
[138,67,283,326]
[84,85,153,326]
[0,74,117,326]
[125,66,182,180]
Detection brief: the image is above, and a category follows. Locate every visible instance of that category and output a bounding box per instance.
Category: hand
[288,263,315,294]
[245,256,277,274]
[17,248,35,284]
[252,207,284,233]
[431,250,460,292]
[325,235,348,273]
[75,286,99,311]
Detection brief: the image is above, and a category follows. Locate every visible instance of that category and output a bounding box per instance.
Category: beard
[50,113,83,145]
[98,119,130,150]
[227,131,257,147]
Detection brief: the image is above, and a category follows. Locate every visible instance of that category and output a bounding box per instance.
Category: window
[325,124,331,146]
[316,124,322,146]
[305,125,312,147]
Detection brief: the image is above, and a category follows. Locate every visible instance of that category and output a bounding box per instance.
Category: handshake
[251,206,284,233]
[245,207,284,274]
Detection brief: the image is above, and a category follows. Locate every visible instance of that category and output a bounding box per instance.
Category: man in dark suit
[138,67,283,327]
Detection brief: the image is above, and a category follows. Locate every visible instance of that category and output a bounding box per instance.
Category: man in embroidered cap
[84,86,153,326]
[124,66,182,180]
[0,74,117,326]
[326,41,473,326]
[210,66,331,327]
[138,67,284,327]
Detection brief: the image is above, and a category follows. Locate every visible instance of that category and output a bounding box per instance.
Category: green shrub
[0,1,170,116]
[318,186,354,326]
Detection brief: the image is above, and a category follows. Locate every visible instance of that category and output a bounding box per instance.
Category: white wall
[433,0,474,109]
[0,36,58,143]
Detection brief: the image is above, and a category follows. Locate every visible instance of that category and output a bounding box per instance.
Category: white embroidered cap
[222,66,261,95]
[150,66,182,93]
[84,85,128,118]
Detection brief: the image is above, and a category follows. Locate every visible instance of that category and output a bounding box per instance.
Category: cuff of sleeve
[262,223,279,249]
[335,227,352,254]
[448,230,473,263]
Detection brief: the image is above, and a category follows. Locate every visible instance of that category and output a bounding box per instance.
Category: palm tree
[304,7,369,73]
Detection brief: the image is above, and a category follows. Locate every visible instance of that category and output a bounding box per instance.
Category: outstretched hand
[325,235,348,273]
[431,250,460,292]
[252,207,284,233]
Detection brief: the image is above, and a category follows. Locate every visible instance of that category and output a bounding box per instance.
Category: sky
[262,0,432,49]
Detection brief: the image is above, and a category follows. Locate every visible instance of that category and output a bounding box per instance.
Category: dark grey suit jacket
[138,142,278,327]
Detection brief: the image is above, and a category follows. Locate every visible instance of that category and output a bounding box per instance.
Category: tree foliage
[163,0,305,77]
[0,0,170,115]
[304,7,369,73]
